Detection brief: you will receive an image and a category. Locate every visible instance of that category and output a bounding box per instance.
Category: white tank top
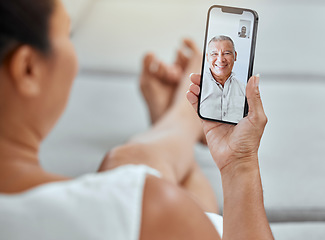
[0,164,222,239]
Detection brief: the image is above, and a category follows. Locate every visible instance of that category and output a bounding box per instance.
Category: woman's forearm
[221,158,274,240]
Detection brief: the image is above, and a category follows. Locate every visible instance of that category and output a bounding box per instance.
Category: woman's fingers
[186,90,198,105]
[186,73,201,111]
[190,73,201,85]
[189,82,200,95]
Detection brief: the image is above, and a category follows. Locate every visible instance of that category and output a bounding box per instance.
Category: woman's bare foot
[140,39,198,124]
[140,53,180,124]
[140,39,207,144]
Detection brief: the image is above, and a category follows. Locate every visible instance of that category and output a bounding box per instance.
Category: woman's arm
[221,159,272,240]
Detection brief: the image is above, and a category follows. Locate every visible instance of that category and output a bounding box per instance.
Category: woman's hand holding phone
[187,73,274,240]
[187,73,267,174]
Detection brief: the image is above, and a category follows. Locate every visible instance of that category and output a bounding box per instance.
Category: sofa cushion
[271,222,325,240]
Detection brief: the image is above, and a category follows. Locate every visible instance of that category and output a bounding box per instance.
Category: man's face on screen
[207,40,237,81]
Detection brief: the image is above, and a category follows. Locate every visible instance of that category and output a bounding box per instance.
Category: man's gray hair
[208,35,236,52]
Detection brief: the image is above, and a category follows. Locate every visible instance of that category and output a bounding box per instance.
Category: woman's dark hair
[0,0,55,63]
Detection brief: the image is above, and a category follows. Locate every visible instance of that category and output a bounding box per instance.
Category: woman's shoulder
[0,164,160,240]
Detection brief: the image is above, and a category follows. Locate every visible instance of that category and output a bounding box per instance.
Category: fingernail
[255,74,260,87]
[189,73,194,78]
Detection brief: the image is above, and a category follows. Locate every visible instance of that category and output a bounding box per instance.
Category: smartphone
[198,5,258,124]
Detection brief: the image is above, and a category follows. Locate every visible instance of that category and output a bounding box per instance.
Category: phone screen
[198,6,258,124]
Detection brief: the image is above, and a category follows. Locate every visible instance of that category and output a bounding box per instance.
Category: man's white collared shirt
[199,68,246,123]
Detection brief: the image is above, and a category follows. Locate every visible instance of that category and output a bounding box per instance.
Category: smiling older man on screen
[200,35,245,123]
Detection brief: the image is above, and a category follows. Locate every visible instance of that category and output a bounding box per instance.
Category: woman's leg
[99,39,218,213]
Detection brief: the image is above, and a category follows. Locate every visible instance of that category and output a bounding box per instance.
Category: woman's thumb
[246,75,267,125]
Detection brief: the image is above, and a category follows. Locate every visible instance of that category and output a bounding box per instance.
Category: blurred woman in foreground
[0,0,273,239]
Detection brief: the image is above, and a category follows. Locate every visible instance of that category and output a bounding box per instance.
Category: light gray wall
[64,0,325,77]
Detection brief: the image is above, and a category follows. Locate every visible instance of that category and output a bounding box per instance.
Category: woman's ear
[8,45,46,97]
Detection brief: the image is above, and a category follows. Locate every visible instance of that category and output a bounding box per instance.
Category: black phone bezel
[197,5,259,125]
